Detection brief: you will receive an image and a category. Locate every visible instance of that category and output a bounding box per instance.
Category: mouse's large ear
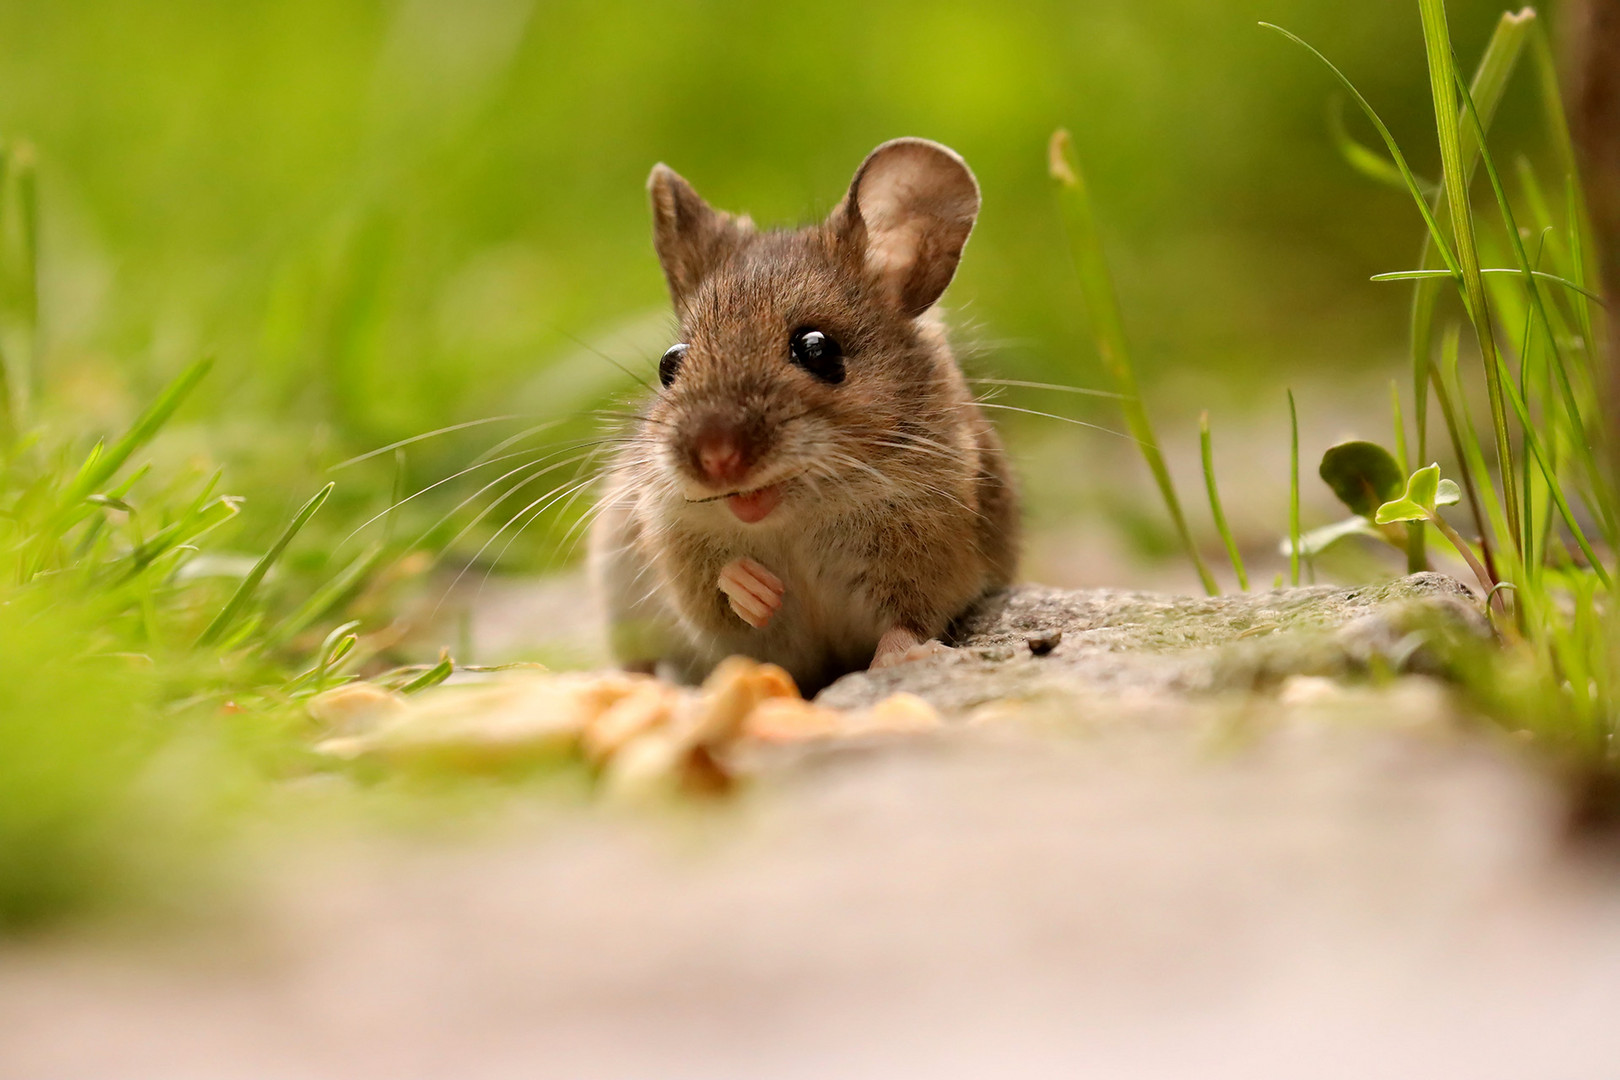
[648,164,749,307]
[832,139,980,318]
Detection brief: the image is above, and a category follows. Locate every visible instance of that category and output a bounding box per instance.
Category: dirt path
[3,576,1618,1079]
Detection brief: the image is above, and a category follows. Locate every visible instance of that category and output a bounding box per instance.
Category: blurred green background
[0,0,1559,579]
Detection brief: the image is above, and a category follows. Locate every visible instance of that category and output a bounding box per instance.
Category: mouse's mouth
[723,483,782,524]
[685,474,798,524]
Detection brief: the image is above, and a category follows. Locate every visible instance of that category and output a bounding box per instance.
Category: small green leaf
[1319,441,1404,517]
[1404,463,1441,509]
[1375,499,1428,525]
[1374,463,1451,524]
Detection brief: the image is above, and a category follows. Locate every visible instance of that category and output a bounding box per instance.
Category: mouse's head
[636,138,981,526]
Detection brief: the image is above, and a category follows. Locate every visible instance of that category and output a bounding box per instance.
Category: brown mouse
[589,138,1019,695]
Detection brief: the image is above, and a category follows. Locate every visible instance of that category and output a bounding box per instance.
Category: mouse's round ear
[831,139,980,318]
[648,163,750,307]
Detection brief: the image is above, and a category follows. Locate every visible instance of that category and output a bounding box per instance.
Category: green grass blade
[60,358,213,510]
[1374,267,1604,302]
[1326,97,1436,196]
[1530,21,1596,320]
[264,541,384,649]
[0,140,40,441]
[1453,67,1615,547]
[1407,8,1531,466]
[1390,379,1409,474]
[0,141,11,440]
[198,481,335,646]
[1417,0,1519,557]
[1260,22,1460,277]
[1199,411,1247,591]
[397,649,454,694]
[1288,389,1301,587]
[1490,348,1610,587]
[1431,325,1502,578]
[1049,130,1217,595]
[1392,379,1428,574]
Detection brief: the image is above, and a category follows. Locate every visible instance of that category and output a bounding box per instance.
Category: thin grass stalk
[0,141,38,444]
[1455,68,1617,550]
[198,481,335,646]
[1199,411,1248,590]
[1518,297,1540,581]
[1530,21,1598,347]
[1288,390,1301,587]
[1391,379,1428,571]
[1431,325,1501,579]
[0,143,11,444]
[1049,130,1217,595]
[1408,9,1533,470]
[1492,348,1610,586]
[1418,0,1521,556]
[1260,22,1461,275]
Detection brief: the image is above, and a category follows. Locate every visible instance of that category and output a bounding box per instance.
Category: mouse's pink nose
[692,426,750,487]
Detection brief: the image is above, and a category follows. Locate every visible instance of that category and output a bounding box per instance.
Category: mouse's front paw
[870,627,951,669]
[718,557,784,629]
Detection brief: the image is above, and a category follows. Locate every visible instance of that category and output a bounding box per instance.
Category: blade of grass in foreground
[0,140,41,443]
[1406,9,1532,459]
[1453,68,1615,548]
[1200,412,1248,590]
[1392,379,1429,574]
[1418,0,1520,556]
[1288,391,1301,587]
[61,357,214,511]
[1260,22,1461,277]
[0,141,11,439]
[1049,129,1217,595]
[1529,20,1598,357]
[198,481,335,646]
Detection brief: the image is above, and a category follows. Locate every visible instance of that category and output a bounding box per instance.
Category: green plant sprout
[1372,464,1502,615]
[1200,411,1248,590]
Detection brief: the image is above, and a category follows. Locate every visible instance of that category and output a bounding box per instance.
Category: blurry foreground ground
[4,559,1620,1079]
[3,675,1617,1078]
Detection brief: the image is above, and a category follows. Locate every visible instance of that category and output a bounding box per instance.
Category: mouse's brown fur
[590,138,1018,694]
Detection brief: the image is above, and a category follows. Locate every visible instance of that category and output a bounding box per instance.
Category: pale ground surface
[3,570,1619,1079]
[3,383,1617,1079]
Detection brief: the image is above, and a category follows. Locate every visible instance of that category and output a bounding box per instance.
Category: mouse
[588,137,1019,695]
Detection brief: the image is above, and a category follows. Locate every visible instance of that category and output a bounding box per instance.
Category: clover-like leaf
[1319,441,1404,518]
[1374,463,1451,525]
[1374,498,1428,524]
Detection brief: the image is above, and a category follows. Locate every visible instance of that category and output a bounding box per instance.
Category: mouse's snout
[686,417,762,490]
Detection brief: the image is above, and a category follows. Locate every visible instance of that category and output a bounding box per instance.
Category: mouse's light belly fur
[591,482,896,693]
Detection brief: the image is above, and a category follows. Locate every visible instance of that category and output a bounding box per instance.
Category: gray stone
[817,572,1487,712]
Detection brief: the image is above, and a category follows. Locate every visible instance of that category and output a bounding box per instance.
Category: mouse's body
[589,138,1018,695]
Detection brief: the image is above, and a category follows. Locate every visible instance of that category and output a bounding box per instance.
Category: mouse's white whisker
[329,414,536,472]
[968,377,1125,399]
[974,401,1142,444]
[422,448,605,567]
[467,419,574,467]
[340,447,552,547]
[867,438,962,467]
[438,471,604,616]
[472,473,604,606]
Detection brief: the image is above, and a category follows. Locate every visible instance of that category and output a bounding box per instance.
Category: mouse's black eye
[659,343,688,388]
[789,328,845,384]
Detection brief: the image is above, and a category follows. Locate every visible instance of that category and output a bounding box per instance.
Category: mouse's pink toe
[718,557,784,629]
[870,627,951,669]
